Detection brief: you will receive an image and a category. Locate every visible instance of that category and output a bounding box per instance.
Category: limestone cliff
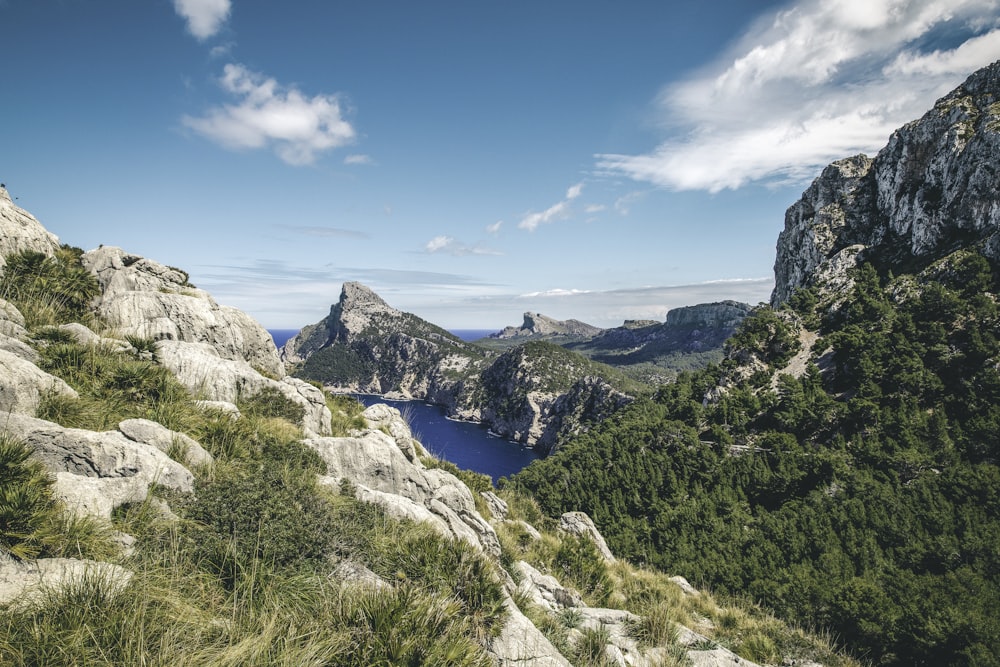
[773,60,1000,305]
[0,186,60,271]
[492,312,604,340]
[286,284,637,449]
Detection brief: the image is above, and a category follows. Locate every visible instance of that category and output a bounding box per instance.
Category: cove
[353,394,539,483]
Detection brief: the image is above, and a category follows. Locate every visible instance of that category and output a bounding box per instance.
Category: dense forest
[509,249,1000,665]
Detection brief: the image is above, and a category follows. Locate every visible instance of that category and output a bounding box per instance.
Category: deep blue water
[450,329,500,341]
[353,394,538,483]
[269,329,300,348]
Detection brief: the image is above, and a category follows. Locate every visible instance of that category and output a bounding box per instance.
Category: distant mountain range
[281,283,750,452]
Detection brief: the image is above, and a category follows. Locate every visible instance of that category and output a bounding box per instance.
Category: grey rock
[0,186,60,272]
[669,575,701,597]
[306,407,500,556]
[0,332,39,363]
[665,301,754,329]
[82,245,284,378]
[0,555,132,609]
[0,349,78,416]
[330,559,391,591]
[558,511,615,562]
[515,560,585,612]
[155,340,331,437]
[118,418,213,467]
[193,400,241,418]
[773,62,1000,305]
[493,312,603,340]
[0,412,193,519]
[481,490,509,521]
[488,597,573,667]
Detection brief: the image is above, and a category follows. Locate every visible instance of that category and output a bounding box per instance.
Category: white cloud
[520,288,592,298]
[173,0,231,40]
[424,235,502,256]
[344,153,374,165]
[486,220,503,234]
[183,63,355,165]
[584,204,606,214]
[597,0,1000,192]
[518,182,585,231]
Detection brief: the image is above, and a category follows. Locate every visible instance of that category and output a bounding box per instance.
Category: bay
[353,394,539,483]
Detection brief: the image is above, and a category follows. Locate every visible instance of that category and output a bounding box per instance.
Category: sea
[353,394,538,483]
[267,328,536,482]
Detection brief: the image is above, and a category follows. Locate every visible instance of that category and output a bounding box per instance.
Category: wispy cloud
[597,0,1000,192]
[424,235,503,256]
[486,220,503,234]
[276,224,370,240]
[584,204,606,214]
[183,63,355,165]
[173,0,231,40]
[518,182,585,231]
[344,153,374,165]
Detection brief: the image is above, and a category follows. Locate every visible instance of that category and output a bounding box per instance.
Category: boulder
[558,511,615,562]
[481,490,509,521]
[0,349,78,416]
[82,245,284,378]
[118,418,213,467]
[0,555,132,609]
[0,186,60,271]
[155,340,331,437]
[306,407,500,556]
[487,597,573,667]
[515,561,585,612]
[0,413,194,519]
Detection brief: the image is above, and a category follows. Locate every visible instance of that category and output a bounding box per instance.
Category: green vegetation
[0,247,100,328]
[0,262,506,665]
[511,251,1000,666]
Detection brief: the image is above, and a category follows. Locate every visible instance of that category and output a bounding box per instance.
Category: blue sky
[3,0,999,330]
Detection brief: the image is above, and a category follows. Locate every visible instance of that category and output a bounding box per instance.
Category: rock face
[772,61,1000,305]
[306,404,501,557]
[286,283,633,449]
[0,348,79,416]
[0,186,60,271]
[0,413,194,520]
[664,301,754,329]
[82,245,284,379]
[493,312,604,340]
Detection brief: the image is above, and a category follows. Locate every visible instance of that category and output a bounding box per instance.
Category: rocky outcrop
[772,61,1000,305]
[118,418,213,468]
[493,312,603,340]
[0,554,132,609]
[82,245,284,378]
[0,186,60,271]
[664,301,754,329]
[306,404,501,557]
[155,339,332,437]
[0,348,79,416]
[559,511,615,562]
[0,413,194,520]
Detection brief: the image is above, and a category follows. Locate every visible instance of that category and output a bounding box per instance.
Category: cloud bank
[597,0,1000,192]
[183,64,355,165]
[173,0,231,40]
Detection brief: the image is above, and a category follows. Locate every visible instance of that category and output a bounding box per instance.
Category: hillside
[511,62,1000,666]
[284,284,642,453]
[0,185,855,666]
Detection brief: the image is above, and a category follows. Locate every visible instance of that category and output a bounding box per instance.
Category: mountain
[283,283,640,453]
[491,312,604,340]
[0,185,853,666]
[565,301,753,378]
[772,60,1000,306]
[511,61,1000,666]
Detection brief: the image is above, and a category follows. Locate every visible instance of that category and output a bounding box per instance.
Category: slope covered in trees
[509,250,1000,665]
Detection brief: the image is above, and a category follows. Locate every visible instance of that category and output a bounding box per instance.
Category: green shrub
[0,246,100,327]
[0,436,57,560]
[237,386,305,425]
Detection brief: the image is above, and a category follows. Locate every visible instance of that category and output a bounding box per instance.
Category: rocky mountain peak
[494,311,603,339]
[772,59,1000,305]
